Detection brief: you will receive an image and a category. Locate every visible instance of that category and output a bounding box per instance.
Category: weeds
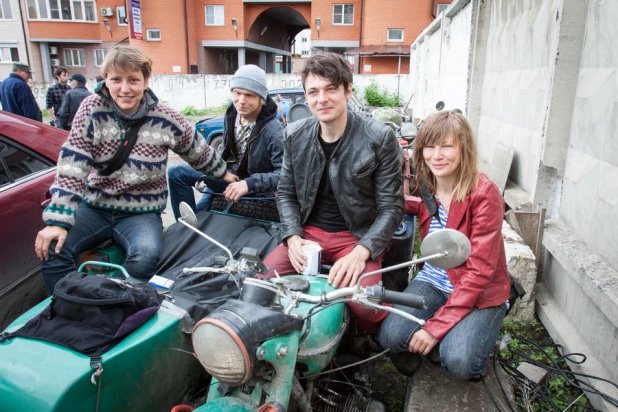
[363,81,401,107]
[498,319,592,411]
[180,101,229,117]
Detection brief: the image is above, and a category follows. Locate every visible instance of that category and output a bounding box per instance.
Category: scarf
[110,97,149,125]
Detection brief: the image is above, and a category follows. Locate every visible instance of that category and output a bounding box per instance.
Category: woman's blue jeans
[377,280,506,380]
[41,204,163,293]
[167,164,229,221]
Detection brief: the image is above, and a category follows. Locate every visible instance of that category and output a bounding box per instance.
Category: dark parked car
[0,111,67,329]
[195,88,306,152]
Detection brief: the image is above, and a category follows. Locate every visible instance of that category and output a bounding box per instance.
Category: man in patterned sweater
[34,45,237,293]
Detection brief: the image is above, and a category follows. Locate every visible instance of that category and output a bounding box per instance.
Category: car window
[0,137,52,187]
[294,95,306,104]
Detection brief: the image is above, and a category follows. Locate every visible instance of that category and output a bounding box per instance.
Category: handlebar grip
[382,290,425,309]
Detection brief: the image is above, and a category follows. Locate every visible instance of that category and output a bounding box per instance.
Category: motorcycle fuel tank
[283,275,348,375]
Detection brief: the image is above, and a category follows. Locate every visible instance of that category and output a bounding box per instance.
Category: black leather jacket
[220,96,284,195]
[277,111,404,259]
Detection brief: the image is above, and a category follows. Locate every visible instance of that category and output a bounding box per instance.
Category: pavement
[405,357,515,411]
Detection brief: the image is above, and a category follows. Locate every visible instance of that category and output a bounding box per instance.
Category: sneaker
[389,351,422,377]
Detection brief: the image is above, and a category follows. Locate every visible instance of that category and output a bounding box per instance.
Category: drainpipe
[358,0,364,74]
[17,0,31,65]
[431,0,436,18]
[184,0,190,73]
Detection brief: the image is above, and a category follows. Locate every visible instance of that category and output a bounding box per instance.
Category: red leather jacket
[404,173,510,341]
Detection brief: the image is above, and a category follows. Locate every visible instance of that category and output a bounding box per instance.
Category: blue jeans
[41,204,163,293]
[377,280,506,379]
[167,164,229,221]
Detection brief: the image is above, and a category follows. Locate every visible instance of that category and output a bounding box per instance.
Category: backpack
[0,272,163,363]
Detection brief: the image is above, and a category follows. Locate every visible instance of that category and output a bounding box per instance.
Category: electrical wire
[485,335,618,412]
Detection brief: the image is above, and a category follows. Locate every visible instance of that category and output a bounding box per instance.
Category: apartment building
[0,0,30,80]
[7,0,451,80]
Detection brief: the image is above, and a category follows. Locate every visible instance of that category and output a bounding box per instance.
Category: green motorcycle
[0,201,468,412]
[177,205,471,412]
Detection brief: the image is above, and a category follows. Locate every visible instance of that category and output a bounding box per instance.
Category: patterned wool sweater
[43,85,226,229]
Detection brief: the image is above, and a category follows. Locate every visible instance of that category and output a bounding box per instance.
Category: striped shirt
[414,199,454,293]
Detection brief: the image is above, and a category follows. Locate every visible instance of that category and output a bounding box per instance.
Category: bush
[363,81,401,107]
[180,105,207,117]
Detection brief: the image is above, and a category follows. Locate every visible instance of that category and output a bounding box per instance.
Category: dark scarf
[110,97,149,125]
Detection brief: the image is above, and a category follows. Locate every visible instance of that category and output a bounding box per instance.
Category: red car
[0,111,68,329]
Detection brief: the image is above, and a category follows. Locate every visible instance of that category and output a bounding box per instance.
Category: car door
[0,135,56,294]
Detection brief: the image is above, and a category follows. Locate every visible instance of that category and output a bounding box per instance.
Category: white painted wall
[30,74,410,111]
[478,0,560,195]
[561,0,618,269]
[408,1,473,121]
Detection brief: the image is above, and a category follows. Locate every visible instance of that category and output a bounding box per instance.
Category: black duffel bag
[1,272,163,357]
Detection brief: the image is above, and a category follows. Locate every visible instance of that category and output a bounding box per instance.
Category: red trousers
[263,225,388,333]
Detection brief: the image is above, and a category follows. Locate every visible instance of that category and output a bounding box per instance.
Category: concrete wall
[29,73,410,112]
[408,0,473,121]
[409,1,618,408]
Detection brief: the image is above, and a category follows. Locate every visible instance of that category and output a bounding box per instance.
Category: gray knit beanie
[230,64,268,101]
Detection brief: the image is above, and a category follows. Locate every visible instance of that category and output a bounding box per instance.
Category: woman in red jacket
[377,110,510,379]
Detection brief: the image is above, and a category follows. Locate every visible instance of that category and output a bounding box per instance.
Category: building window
[0,47,19,62]
[26,0,96,22]
[93,49,108,66]
[387,29,404,42]
[0,0,13,19]
[333,4,353,25]
[63,48,85,67]
[302,38,307,43]
[116,5,127,26]
[437,3,448,14]
[146,29,161,41]
[205,5,224,26]
[301,50,309,56]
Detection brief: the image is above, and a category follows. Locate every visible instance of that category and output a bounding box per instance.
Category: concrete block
[502,221,537,321]
[406,357,515,411]
[536,283,618,412]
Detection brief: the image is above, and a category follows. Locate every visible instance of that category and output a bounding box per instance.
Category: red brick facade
[24,0,451,77]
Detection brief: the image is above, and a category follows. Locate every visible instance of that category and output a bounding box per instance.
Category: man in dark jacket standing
[57,73,92,130]
[167,64,284,220]
[0,63,42,121]
[263,53,404,333]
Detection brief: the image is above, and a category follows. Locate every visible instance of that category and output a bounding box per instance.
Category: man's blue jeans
[41,204,163,293]
[377,280,506,379]
[167,164,229,221]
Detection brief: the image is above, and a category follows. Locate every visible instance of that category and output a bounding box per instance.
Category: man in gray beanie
[167,64,284,220]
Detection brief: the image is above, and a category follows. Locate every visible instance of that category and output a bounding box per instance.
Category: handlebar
[382,289,425,309]
[284,283,427,325]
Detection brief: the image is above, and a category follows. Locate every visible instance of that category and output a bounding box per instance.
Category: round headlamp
[192,317,257,386]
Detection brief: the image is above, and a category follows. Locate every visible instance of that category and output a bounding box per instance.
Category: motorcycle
[174,204,471,412]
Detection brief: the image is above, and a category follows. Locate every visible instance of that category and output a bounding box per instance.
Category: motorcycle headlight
[192,317,257,386]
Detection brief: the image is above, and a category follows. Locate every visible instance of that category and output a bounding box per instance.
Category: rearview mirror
[179,202,199,229]
[421,229,470,269]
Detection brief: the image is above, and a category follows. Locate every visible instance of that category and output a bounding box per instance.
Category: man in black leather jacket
[264,53,404,332]
[167,64,284,220]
